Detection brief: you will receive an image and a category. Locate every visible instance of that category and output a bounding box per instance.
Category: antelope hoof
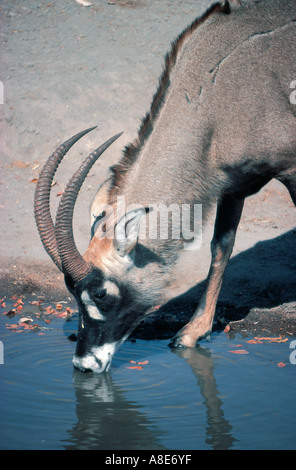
[169,333,198,349]
[169,330,212,349]
[168,335,189,349]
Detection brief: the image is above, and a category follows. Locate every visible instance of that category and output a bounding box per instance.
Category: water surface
[0,299,295,450]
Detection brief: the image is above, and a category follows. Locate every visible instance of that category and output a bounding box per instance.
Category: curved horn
[55,132,123,283]
[34,127,97,271]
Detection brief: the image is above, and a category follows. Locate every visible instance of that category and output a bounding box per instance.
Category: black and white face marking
[80,280,121,330]
[81,290,106,321]
[73,278,122,373]
[80,281,120,321]
[71,269,149,373]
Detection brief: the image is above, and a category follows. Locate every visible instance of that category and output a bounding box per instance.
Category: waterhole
[0,297,295,450]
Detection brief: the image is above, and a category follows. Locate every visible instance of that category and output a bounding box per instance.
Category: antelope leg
[170,195,244,348]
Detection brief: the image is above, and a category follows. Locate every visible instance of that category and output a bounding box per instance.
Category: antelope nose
[72,343,117,373]
[73,354,107,373]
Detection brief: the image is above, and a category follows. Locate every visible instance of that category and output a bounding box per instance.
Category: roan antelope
[35,0,296,372]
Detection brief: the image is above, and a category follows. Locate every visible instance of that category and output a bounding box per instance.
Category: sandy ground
[0,0,296,337]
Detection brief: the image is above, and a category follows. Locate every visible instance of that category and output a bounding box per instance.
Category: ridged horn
[55,132,123,283]
[34,127,97,271]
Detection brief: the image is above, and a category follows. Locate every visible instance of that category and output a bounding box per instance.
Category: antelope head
[34,128,154,372]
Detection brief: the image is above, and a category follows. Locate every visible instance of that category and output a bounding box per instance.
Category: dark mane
[110,1,231,198]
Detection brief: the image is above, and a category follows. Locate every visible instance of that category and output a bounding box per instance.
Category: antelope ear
[114,208,147,257]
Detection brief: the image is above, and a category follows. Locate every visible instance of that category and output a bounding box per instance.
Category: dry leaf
[30,300,44,306]
[129,359,149,365]
[6,324,19,329]
[228,350,249,354]
[45,305,56,314]
[277,362,286,368]
[22,323,34,330]
[56,312,68,318]
[254,336,288,343]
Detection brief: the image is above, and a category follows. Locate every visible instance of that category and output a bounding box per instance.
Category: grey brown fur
[35,0,296,371]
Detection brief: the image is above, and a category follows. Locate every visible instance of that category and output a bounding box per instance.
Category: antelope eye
[94,288,107,301]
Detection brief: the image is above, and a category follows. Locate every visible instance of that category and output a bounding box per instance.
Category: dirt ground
[0,0,296,338]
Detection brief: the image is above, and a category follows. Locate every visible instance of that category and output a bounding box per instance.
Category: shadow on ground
[135,229,296,339]
[1,230,295,339]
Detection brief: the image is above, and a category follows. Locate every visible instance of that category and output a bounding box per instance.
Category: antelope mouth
[72,343,118,373]
[73,355,111,373]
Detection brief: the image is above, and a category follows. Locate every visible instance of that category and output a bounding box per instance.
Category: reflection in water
[64,371,165,450]
[172,346,236,450]
[1,310,294,450]
[65,343,235,450]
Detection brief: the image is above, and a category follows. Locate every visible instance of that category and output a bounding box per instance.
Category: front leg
[170,195,244,348]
